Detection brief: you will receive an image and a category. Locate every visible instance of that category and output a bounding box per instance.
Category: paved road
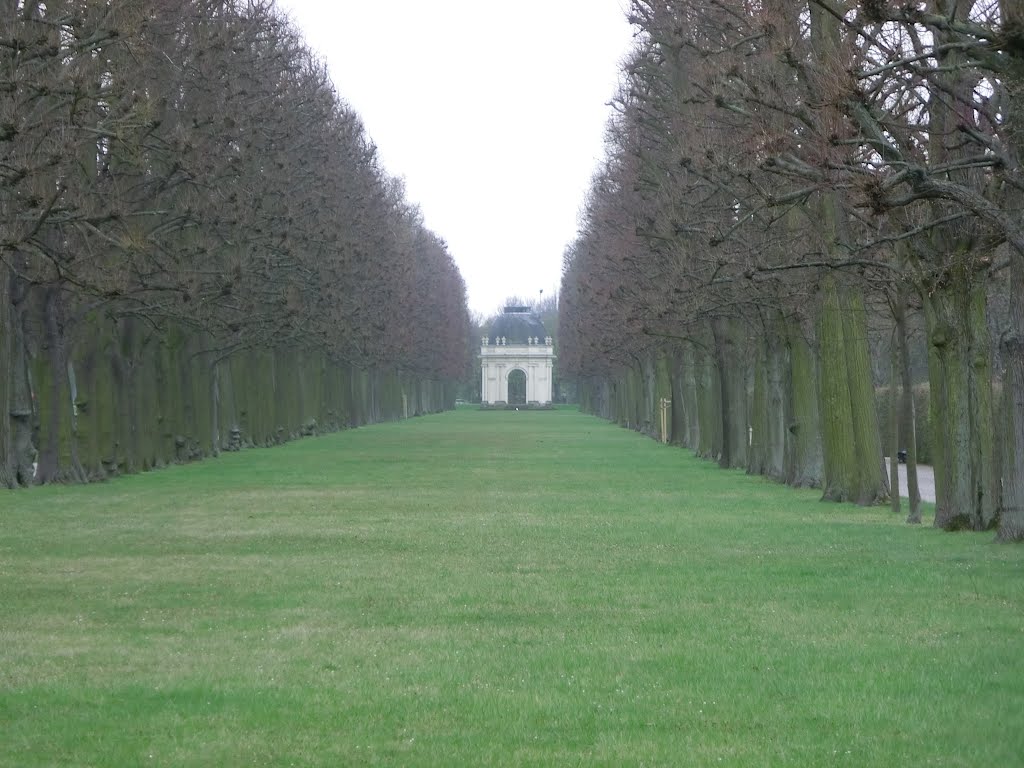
[884,459,936,504]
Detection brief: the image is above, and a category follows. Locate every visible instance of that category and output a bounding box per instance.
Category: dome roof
[489,306,548,344]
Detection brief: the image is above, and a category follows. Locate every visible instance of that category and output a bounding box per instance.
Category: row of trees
[560,0,1022,540]
[1,0,471,486]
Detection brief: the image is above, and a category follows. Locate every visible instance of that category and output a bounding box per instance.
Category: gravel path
[885,459,936,504]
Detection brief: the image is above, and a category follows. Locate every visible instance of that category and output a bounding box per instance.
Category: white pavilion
[480,306,555,407]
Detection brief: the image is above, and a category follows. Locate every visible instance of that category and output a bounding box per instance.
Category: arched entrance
[507,369,527,405]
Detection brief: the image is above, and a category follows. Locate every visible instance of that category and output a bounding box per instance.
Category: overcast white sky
[273,0,636,317]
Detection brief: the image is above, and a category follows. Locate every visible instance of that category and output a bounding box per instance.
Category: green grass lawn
[2,408,1022,767]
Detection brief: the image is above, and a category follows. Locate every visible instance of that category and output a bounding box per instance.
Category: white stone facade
[480,336,555,406]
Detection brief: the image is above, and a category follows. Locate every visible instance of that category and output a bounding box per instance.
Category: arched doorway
[507,369,527,405]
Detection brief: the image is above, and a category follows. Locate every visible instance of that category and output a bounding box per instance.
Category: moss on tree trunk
[712,317,749,470]
[750,319,788,482]
[136,329,162,470]
[818,279,858,501]
[695,335,722,461]
[895,288,923,524]
[785,317,823,489]
[889,327,901,517]
[654,351,673,441]
[997,253,1024,540]
[188,339,212,460]
[72,314,104,480]
[817,282,889,504]
[764,324,788,482]
[749,337,769,477]
[669,346,695,448]
[34,288,85,484]
[159,330,183,465]
[0,268,14,488]
[924,272,998,530]
[842,288,889,505]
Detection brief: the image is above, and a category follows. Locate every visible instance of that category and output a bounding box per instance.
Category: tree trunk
[785,315,824,488]
[749,337,769,476]
[896,288,923,524]
[0,267,13,488]
[695,334,721,461]
[642,353,657,437]
[712,316,748,470]
[0,267,35,487]
[209,354,221,457]
[819,279,859,502]
[997,252,1024,540]
[817,279,889,504]
[997,42,1024,540]
[763,320,788,481]
[10,287,35,486]
[680,342,700,449]
[669,347,691,447]
[112,317,141,474]
[71,315,103,481]
[923,273,998,530]
[748,324,787,481]
[889,327,901,516]
[843,288,889,505]
[35,287,85,484]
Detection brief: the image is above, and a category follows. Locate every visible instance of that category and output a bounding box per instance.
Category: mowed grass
[1,408,1022,767]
